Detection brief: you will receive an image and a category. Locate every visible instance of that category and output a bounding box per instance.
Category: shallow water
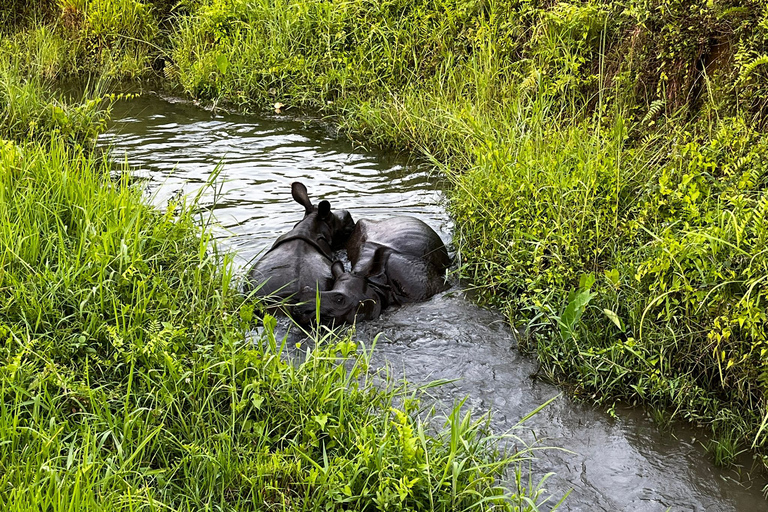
[99,93,767,511]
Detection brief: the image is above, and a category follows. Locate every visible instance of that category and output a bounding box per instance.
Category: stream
[98,93,767,511]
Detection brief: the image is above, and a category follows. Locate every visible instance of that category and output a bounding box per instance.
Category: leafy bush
[634,118,768,420]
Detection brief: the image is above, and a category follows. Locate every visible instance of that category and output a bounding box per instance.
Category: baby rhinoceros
[295,216,451,325]
[246,182,354,312]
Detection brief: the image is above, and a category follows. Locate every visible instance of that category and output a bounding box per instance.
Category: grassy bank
[5,0,768,481]
[0,27,556,512]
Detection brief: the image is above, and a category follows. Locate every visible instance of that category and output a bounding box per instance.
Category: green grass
[0,74,112,147]
[0,30,558,506]
[5,0,768,491]
[1,0,162,81]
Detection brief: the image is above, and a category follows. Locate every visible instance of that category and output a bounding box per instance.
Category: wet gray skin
[99,93,768,511]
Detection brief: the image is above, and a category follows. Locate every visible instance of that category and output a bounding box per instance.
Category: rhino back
[347,217,450,269]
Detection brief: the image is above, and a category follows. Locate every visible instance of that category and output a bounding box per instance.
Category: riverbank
[4,0,768,486]
[0,16,553,512]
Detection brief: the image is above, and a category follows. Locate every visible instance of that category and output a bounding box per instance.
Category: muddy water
[99,94,767,511]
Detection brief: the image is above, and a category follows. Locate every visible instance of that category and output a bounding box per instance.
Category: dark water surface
[99,94,767,511]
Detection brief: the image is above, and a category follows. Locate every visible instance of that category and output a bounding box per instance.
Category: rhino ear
[331,260,345,279]
[370,247,390,276]
[318,200,331,220]
[291,182,313,214]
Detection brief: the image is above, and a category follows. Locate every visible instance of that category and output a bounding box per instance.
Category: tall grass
[0,65,112,145]
[1,0,162,81]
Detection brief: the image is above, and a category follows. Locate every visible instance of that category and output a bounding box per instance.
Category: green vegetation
[0,2,557,511]
[4,0,768,500]
[0,139,550,511]
[0,64,112,145]
[1,0,160,79]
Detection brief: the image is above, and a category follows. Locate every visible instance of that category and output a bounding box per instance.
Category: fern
[739,54,768,82]
[642,99,665,125]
